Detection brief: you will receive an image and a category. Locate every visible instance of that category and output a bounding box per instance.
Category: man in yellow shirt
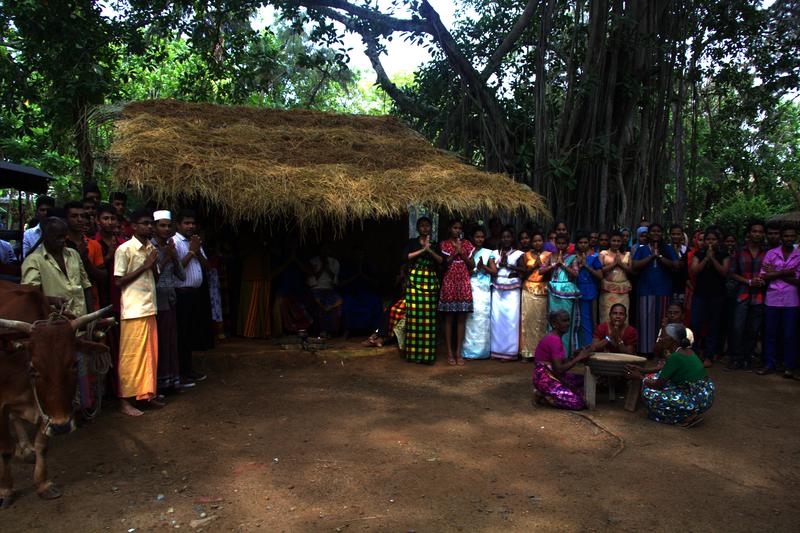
[22,216,96,410]
[114,209,159,417]
[21,217,92,317]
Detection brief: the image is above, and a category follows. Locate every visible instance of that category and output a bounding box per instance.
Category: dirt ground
[2,338,799,532]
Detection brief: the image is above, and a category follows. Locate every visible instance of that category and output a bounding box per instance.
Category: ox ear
[75,338,110,355]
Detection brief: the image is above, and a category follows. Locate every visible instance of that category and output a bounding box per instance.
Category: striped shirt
[173,232,206,289]
[730,245,766,304]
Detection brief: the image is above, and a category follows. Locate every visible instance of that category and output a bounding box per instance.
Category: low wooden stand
[584,353,647,410]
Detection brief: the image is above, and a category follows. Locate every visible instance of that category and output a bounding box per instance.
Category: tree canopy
[2,0,799,232]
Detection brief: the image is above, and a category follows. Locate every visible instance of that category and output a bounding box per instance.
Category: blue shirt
[0,239,16,264]
[633,243,678,296]
[577,253,601,300]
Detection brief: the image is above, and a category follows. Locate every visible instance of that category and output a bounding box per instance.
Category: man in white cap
[152,210,187,393]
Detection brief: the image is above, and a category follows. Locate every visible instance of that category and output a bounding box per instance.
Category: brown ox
[0,281,112,508]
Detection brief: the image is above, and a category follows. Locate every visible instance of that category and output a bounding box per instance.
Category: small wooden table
[584,353,647,410]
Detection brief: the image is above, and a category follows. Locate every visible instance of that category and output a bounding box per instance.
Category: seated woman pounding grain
[626,324,715,427]
[531,310,592,410]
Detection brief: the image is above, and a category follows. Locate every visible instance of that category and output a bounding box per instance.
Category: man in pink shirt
[758,225,800,378]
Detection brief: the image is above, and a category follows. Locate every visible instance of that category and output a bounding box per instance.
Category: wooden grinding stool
[584,353,647,410]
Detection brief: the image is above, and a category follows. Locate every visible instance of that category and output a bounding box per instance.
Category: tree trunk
[534,0,556,191]
[74,103,94,184]
[672,70,687,224]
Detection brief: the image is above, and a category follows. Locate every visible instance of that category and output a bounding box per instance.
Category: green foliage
[1,0,797,232]
[0,2,388,204]
[698,194,789,238]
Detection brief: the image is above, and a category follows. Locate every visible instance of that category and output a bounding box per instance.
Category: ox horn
[71,306,114,331]
[0,318,33,334]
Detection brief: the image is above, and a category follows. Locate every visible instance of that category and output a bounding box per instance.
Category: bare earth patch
[2,339,799,532]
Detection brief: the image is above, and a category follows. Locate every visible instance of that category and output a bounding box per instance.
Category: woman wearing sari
[489,228,525,361]
[462,228,494,359]
[519,232,551,361]
[545,234,581,355]
[626,324,715,427]
[598,231,633,325]
[532,310,592,410]
[403,217,443,363]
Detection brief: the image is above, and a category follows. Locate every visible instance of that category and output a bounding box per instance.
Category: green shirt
[660,352,707,384]
[21,245,91,317]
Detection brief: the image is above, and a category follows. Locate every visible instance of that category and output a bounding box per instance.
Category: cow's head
[0,306,113,436]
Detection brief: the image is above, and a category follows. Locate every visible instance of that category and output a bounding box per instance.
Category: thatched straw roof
[108,99,548,229]
[770,211,800,223]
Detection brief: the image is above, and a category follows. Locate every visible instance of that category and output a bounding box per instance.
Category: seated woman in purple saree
[532,310,592,410]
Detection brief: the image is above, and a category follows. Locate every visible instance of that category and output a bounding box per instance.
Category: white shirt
[173,232,207,289]
[307,257,339,290]
[22,225,41,258]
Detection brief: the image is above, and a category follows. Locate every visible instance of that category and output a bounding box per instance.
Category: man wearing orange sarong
[114,209,160,417]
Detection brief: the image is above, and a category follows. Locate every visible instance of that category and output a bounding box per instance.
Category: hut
[107,99,548,231]
[105,99,549,339]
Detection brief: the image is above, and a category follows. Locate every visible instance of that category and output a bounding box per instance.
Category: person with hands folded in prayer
[462,227,494,360]
[403,216,443,364]
[632,223,679,357]
[438,219,475,366]
[592,303,638,355]
[689,229,731,367]
[544,234,581,355]
[488,228,525,361]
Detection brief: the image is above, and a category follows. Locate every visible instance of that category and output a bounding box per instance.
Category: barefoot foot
[119,400,143,417]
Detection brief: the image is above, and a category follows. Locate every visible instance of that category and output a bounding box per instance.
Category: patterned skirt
[405,277,439,363]
[642,377,715,425]
[532,362,586,410]
[388,299,406,333]
[438,264,474,313]
[520,291,548,360]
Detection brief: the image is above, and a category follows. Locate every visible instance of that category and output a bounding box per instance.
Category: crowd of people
[385,215,798,425]
[2,187,212,417]
[2,187,799,427]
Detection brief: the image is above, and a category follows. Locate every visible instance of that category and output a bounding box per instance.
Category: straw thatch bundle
[770,211,800,223]
[109,99,548,229]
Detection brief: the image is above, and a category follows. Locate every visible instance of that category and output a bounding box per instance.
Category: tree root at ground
[570,412,626,459]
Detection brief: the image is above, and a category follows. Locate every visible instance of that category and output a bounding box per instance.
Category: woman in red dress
[439,219,475,365]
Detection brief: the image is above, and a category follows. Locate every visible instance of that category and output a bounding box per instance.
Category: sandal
[457,357,465,366]
[448,356,457,366]
[361,334,380,347]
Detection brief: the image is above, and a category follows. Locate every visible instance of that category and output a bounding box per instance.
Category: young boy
[114,209,160,416]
